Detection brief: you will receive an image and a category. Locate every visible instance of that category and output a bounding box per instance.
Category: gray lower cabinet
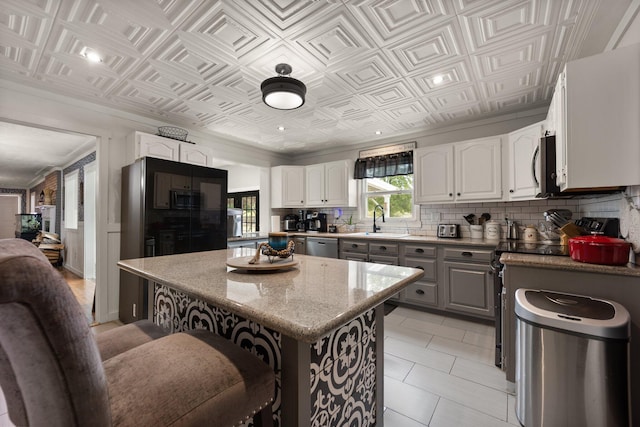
[339,239,369,261]
[399,243,439,308]
[442,247,494,318]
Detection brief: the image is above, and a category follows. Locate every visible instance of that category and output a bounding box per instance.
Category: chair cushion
[104,329,275,427]
[96,320,168,361]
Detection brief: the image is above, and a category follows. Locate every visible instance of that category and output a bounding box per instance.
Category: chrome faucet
[373,204,385,233]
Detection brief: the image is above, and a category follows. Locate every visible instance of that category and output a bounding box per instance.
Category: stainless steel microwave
[170,190,201,209]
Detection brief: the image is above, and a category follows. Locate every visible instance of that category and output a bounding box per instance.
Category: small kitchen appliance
[437,224,460,238]
[227,208,242,238]
[296,210,307,231]
[283,214,299,231]
[306,212,328,232]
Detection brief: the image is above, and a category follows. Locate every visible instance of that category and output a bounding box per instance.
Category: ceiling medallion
[261,63,306,110]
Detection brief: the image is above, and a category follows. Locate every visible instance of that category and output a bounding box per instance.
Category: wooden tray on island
[226,256,298,272]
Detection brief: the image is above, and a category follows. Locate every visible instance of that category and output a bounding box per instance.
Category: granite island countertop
[118,248,424,342]
[500,252,640,277]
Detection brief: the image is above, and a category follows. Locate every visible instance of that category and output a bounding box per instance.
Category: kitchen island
[118,248,424,427]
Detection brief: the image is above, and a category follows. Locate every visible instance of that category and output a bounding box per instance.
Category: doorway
[84,161,96,280]
[0,195,21,238]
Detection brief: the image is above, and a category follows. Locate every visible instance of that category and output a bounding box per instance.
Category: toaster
[437,224,460,238]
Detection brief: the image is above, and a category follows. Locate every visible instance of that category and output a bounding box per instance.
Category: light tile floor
[383,306,520,427]
[0,307,519,426]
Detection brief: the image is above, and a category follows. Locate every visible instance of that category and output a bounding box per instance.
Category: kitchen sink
[347,232,410,239]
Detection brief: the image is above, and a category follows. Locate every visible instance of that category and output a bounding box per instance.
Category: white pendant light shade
[261,64,306,110]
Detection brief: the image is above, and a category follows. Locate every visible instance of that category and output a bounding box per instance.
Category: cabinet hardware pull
[509,189,514,193]
[416,289,425,295]
[352,244,358,248]
[380,246,386,251]
[457,192,461,196]
[461,251,473,257]
[449,193,453,197]
[415,248,424,253]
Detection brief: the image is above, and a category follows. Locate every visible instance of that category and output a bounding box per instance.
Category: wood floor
[59,268,95,324]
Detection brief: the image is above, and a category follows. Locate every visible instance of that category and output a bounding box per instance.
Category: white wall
[0,81,287,323]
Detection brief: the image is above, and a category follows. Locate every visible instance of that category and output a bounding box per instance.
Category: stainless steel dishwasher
[306,237,338,258]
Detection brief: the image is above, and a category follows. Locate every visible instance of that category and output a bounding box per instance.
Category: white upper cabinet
[455,136,502,201]
[271,166,305,208]
[134,132,180,161]
[131,131,215,167]
[415,136,502,204]
[305,160,355,207]
[179,143,214,167]
[414,144,455,203]
[507,122,543,200]
[548,43,640,191]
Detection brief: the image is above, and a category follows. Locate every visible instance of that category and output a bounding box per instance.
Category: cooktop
[495,241,570,256]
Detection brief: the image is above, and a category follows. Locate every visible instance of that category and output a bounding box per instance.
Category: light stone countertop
[285,231,499,247]
[500,252,640,277]
[118,248,424,342]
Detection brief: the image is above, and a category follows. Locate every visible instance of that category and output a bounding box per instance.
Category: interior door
[0,195,20,238]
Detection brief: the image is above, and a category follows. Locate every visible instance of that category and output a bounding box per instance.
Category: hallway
[60,268,95,324]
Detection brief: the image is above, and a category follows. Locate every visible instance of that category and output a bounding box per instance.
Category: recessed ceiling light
[432,75,444,85]
[375,130,382,135]
[277,126,285,131]
[80,47,103,63]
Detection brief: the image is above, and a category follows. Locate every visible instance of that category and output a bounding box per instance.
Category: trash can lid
[515,289,630,339]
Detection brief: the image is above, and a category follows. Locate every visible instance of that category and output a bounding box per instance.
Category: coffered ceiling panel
[0,0,629,154]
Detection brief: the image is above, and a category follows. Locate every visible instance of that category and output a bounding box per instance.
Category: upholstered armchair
[0,238,274,426]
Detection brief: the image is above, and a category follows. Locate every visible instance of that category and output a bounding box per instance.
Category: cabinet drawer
[401,244,436,258]
[341,252,368,261]
[368,254,398,265]
[369,242,398,256]
[340,240,369,253]
[443,247,493,263]
[404,282,438,307]
[402,258,436,281]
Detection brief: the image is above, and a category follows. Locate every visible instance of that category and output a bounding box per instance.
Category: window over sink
[360,175,416,222]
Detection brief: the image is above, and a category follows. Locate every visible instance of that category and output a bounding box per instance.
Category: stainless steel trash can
[515,289,630,427]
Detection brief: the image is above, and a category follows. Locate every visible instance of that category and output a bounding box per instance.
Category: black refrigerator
[119,157,228,323]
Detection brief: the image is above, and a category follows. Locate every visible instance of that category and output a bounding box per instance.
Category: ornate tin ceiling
[0,0,630,153]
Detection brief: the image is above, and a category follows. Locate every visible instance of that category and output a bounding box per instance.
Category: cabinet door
[324,160,350,206]
[455,137,502,201]
[414,144,454,203]
[305,164,325,206]
[443,261,493,318]
[271,166,305,208]
[136,133,180,161]
[553,71,567,189]
[507,123,542,200]
[180,143,213,167]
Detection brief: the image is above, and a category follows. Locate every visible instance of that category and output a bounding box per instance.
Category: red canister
[569,235,631,266]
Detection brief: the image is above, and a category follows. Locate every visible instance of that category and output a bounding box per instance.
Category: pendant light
[261,63,306,110]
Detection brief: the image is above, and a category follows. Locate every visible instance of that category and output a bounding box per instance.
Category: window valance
[354,151,413,179]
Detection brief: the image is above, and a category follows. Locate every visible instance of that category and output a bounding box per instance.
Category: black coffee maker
[296,210,307,231]
[306,212,328,232]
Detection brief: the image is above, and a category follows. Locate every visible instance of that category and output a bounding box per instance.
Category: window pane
[363,174,414,219]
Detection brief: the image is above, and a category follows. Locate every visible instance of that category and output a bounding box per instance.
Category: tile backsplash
[305,189,638,240]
